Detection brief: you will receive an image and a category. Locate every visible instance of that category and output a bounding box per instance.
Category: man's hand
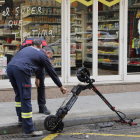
[60,86,69,94]
[35,78,40,87]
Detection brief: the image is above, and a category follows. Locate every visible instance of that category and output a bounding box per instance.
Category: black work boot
[39,106,51,115]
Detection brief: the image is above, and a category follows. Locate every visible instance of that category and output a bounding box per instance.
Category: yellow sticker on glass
[55,0,61,3]
[98,0,120,7]
[57,0,119,7]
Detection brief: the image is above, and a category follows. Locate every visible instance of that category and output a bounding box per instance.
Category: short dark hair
[43,46,54,54]
[32,38,42,47]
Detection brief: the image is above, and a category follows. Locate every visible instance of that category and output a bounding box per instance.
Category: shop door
[68,0,94,83]
[96,0,123,81]
[67,0,123,83]
[126,0,140,81]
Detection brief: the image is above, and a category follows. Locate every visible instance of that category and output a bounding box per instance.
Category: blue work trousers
[7,65,35,134]
[37,68,46,107]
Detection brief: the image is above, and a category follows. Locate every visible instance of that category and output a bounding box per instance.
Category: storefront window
[70,0,93,76]
[98,2,119,75]
[127,0,140,75]
[0,0,61,79]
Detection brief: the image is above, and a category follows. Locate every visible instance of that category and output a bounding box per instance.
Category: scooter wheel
[44,115,59,131]
[77,67,90,82]
[57,121,64,133]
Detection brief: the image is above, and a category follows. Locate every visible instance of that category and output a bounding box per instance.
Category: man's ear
[46,51,50,55]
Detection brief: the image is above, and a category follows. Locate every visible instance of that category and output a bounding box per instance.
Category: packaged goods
[52,46,58,54]
[0,67,6,75]
[38,0,44,6]
[51,0,55,6]
[128,0,135,6]
[70,43,76,54]
[46,0,50,7]
[48,8,52,14]
[30,0,33,5]
[0,57,7,66]
[56,1,61,7]
[57,46,61,54]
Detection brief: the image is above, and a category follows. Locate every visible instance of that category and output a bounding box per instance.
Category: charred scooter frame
[44,67,137,132]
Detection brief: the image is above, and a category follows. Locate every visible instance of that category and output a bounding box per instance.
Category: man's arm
[40,51,68,93]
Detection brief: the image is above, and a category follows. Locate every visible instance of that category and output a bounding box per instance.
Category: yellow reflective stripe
[15,102,21,104]
[22,112,32,115]
[22,112,32,118]
[15,102,21,107]
[16,105,21,107]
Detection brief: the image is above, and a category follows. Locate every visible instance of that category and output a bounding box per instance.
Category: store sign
[2,6,54,40]
[98,0,120,7]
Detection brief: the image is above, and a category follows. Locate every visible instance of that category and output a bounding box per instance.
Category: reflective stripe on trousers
[15,102,21,107]
[22,112,32,118]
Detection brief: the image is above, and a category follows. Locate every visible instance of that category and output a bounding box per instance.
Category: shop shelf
[86,52,92,54]
[75,49,82,51]
[98,9,119,13]
[73,40,82,43]
[98,61,118,64]
[127,64,140,66]
[53,54,61,56]
[53,65,76,68]
[71,24,82,27]
[98,19,119,22]
[87,45,118,48]
[98,28,119,31]
[71,32,82,35]
[70,54,76,56]
[75,12,82,14]
[3,44,17,46]
[86,29,92,32]
[23,14,61,18]
[98,45,119,48]
[98,37,118,40]
[74,18,82,21]
[98,53,118,56]
[23,21,61,26]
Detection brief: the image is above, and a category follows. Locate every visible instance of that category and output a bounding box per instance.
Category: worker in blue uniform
[20,38,51,115]
[6,40,68,137]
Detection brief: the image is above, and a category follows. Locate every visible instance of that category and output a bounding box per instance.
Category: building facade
[0,0,140,88]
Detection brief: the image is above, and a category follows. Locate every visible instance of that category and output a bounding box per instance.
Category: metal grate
[0,134,25,139]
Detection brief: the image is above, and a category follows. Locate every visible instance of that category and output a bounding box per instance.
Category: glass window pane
[70,0,93,77]
[98,2,119,75]
[0,0,62,79]
[127,1,140,75]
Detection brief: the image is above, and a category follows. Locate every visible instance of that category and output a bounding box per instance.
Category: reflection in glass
[127,1,140,75]
[70,1,93,76]
[98,2,119,75]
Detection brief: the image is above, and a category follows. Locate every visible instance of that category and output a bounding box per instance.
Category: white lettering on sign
[31,7,36,14]
[8,20,23,28]
[15,7,19,16]
[2,7,9,16]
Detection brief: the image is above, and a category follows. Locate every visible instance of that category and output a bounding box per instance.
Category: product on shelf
[0,56,7,66]
[70,43,76,54]
[87,25,92,30]
[51,46,58,54]
[128,0,136,6]
[70,56,76,66]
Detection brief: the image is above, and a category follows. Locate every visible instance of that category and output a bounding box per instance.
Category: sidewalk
[0,91,140,135]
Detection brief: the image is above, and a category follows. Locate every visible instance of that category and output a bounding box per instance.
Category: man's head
[43,46,54,59]
[32,38,43,48]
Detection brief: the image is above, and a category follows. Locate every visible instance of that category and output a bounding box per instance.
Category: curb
[0,112,140,135]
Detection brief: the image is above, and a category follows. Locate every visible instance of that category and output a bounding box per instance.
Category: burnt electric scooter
[44,67,137,132]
